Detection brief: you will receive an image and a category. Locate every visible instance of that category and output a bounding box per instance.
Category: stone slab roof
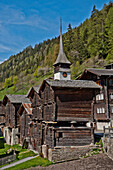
[46,79,101,89]
[6,95,31,104]
[27,86,40,97]
[86,68,113,76]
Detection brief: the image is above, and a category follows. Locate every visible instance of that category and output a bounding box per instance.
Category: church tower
[53,19,71,80]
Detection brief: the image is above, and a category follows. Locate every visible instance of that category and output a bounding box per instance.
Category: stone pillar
[42,145,48,158]
[11,128,19,145]
[3,127,11,145]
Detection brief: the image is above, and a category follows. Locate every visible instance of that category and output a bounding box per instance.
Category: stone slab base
[47,145,96,162]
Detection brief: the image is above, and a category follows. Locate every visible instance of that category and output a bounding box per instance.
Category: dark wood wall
[55,128,93,146]
[41,84,55,121]
[0,102,5,125]
[55,88,97,122]
[19,110,31,145]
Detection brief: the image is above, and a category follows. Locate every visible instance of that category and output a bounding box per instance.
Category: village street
[27,154,113,170]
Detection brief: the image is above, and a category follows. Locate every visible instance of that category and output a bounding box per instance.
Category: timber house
[1,20,113,157]
[78,68,113,131]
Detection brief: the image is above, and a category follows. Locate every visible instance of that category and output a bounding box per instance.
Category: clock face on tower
[63,72,67,78]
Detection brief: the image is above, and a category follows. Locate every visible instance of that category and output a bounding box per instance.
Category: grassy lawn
[17,150,37,160]
[0,144,38,168]
[5,156,53,170]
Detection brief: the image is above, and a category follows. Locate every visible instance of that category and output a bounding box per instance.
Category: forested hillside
[0,2,113,99]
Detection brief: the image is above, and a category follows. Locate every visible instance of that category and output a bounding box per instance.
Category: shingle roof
[27,86,40,97]
[6,95,31,104]
[86,68,113,76]
[46,79,101,89]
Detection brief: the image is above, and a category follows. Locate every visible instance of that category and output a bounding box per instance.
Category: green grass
[18,151,37,160]
[5,156,53,170]
[0,144,38,168]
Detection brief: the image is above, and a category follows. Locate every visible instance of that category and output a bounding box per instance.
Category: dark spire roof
[53,18,71,66]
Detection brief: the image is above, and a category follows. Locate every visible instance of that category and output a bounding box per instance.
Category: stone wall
[0,154,16,165]
[47,145,96,162]
[103,136,113,158]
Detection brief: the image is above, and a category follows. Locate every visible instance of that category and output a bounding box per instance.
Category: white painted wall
[54,72,71,80]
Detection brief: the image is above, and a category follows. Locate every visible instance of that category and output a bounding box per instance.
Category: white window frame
[96,94,104,101]
[97,107,105,114]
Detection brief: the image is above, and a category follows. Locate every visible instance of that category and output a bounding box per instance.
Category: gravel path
[28,153,113,170]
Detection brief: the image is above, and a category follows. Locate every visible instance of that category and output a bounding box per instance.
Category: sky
[0,0,111,63]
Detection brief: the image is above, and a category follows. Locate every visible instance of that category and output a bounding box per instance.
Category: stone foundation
[103,136,113,158]
[42,145,96,162]
[3,127,19,145]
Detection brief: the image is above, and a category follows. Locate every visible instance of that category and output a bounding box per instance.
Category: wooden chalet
[27,86,42,120]
[20,86,42,152]
[2,94,31,145]
[38,79,101,148]
[78,68,113,131]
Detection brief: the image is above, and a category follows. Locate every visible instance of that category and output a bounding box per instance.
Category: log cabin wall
[32,91,42,121]
[94,77,113,121]
[55,88,98,122]
[43,124,54,148]
[5,101,15,128]
[30,122,42,152]
[19,110,31,145]
[0,102,5,125]
[42,84,55,121]
[54,127,93,146]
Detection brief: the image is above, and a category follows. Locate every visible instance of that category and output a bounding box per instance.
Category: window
[100,94,104,100]
[102,108,105,113]
[97,108,100,113]
[96,94,104,101]
[111,107,113,113]
[97,107,105,114]
[96,95,99,101]
[110,93,113,100]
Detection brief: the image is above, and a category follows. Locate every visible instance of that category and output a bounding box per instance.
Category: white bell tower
[53,18,71,80]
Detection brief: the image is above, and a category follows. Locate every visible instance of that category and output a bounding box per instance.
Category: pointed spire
[59,17,63,54]
[53,18,71,66]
